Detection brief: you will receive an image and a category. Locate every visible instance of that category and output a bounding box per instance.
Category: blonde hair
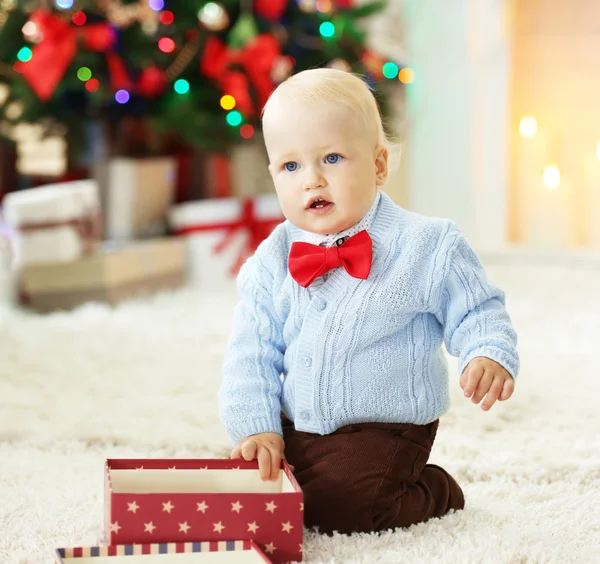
[262,68,390,149]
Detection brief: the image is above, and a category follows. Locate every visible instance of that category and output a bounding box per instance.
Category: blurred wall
[401,0,511,251]
[509,0,600,250]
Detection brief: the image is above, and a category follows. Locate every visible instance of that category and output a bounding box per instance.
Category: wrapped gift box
[19,237,186,312]
[55,540,271,563]
[0,231,14,307]
[168,194,284,291]
[105,459,303,564]
[105,157,176,241]
[0,134,18,203]
[2,179,101,266]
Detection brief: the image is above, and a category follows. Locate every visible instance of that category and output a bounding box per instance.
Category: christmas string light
[17,47,32,62]
[220,95,236,110]
[226,110,242,126]
[72,11,86,25]
[398,67,414,84]
[158,37,175,53]
[240,124,254,139]
[381,61,398,79]
[319,21,335,37]
[85,78,100,92]
[159,10,174,24]
[173,78,189,94]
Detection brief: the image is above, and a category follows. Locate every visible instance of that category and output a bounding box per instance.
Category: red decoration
[200,34,280,117]
[13,10,132,101]
[138,66,167,97]
[254,0,287,21]
[173,197,283,275]
[335,0,354,7]
[361,49,385,80]
[105,458,303,564]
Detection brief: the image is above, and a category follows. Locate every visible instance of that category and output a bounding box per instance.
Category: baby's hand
[230,432,285,481]
[460,357,514,411]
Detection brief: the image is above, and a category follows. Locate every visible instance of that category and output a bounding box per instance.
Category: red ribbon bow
[288,230,373,288]
[200,34,280,117]
[174,198,283,276]
[14,10,132,101]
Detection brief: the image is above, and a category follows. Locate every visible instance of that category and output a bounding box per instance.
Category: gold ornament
[327,58,351,72]
[271,56,294,84]
[22,20,43,43]
[297,0,316,13]
[97,0,160,29]
[198,2,229,32]
[0,0,16,30]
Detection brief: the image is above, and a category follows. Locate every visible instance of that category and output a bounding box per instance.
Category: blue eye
[325,154,343,164]
[284,162,299,172]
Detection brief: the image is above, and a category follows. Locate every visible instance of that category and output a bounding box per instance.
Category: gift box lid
[19,237,186,293]
[55,540,272,563]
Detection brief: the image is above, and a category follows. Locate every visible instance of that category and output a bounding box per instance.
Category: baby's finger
[464,365,484,398]
[471,369,493,404]
[230,446,243,459]
[481,375,504,411]
[269,448,282,482]
[240,439,258,462]
[499,377,515,401]
[256,445,272,481]
[459,369,468,391]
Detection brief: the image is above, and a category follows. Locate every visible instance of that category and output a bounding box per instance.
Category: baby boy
[218,68,518,535]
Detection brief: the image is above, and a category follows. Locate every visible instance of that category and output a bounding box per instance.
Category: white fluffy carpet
[1,258,599,564]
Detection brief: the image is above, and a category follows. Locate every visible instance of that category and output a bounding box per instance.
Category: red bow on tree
[288,230,373,288]
[14,9,132,101]
[200,34,280,117]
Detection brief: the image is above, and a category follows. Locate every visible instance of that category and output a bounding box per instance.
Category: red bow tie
[288,230,373,288]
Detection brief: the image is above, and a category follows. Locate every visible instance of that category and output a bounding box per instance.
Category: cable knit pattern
[218,192,519,444]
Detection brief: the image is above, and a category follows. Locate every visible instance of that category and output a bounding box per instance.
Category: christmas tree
[0,0,402,157]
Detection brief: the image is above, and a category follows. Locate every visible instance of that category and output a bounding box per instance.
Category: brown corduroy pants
[282,417,465,535]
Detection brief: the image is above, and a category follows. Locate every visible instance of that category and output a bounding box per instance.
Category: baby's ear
[375,146,389,186]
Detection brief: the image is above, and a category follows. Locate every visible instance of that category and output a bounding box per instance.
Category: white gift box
[105,157,176,241]
[168,194,284,291]
[2,179,101,266]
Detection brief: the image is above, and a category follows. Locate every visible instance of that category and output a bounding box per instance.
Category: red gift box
[55,540,270,562]
[105,459,303,564]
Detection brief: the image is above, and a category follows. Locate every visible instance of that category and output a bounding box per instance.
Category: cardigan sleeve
[218,254,286,444]
[435,227,519,379]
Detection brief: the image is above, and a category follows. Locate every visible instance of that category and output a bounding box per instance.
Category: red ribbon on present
[173,198,283,276]
[200,34,280,117]
[14,10,132,101]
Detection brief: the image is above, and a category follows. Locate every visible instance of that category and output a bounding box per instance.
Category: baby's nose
[303,167,327,190]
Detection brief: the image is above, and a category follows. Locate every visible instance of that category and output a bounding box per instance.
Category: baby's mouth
[308,198,333,209]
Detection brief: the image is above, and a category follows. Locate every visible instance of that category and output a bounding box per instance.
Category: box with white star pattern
[104,459,304,564]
